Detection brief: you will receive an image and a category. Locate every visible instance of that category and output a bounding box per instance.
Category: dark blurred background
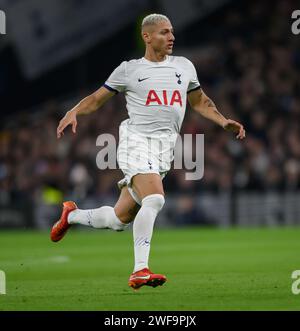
[0,0,300,229]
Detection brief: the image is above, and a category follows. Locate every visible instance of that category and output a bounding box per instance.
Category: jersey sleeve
[187,60,201,93]
[104,61,127,93]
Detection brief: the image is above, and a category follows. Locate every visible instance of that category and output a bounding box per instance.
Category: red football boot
[50,201,77,242]
[128,268,167,290]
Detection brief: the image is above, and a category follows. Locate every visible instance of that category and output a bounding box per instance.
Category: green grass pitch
[1,227,300,311]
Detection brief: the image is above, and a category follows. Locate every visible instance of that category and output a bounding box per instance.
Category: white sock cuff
[141,194,165,211]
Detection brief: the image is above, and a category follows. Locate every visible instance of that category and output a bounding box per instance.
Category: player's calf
[68,205,128,231]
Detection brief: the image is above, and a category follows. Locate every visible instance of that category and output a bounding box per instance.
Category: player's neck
[144,49,167,62]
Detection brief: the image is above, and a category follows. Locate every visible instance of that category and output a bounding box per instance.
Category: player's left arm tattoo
[204,97,225,118]
[188,88,227,128]
[203,98,216,108]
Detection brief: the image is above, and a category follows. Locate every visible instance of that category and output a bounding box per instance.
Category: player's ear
[142,33,148,43]
[142,30,152,44]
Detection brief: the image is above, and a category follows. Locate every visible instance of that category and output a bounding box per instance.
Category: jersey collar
[142,55,170,65]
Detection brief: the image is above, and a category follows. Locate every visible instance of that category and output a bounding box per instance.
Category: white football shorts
[117,120,178,205]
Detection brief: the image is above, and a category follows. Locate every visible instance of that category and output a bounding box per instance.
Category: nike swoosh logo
[138,77,150,82]
[132,275,151,280]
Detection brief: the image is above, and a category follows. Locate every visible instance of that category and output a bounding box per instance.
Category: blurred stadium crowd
[1,0,299,228]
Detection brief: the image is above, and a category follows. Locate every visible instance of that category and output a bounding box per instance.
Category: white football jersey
[104,55,201,136]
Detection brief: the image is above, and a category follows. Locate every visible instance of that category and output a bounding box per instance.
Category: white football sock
[68,206,127,231]
[133,194,165,272]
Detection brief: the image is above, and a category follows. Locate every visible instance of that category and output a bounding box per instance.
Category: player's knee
[114,204,140,224]
[141,193,165,212]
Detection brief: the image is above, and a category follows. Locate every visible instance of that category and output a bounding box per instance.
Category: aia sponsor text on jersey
[145,90,182,107]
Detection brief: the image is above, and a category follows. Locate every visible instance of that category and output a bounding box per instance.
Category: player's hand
[57,110,78,139]
[223,119,246,139]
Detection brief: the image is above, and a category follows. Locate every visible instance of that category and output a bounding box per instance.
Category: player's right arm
[56,86,115,139]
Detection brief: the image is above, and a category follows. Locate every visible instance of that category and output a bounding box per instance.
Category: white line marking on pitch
[0,256,70,267]
[47,256,70,263]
